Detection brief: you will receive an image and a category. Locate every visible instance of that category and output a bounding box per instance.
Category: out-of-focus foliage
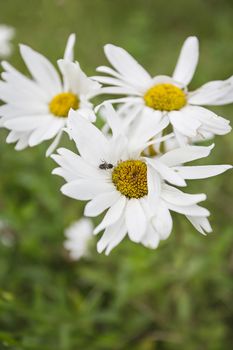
[0,0,232,349]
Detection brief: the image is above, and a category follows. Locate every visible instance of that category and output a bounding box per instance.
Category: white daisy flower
[0,33,101,155]
[93,36,232,145]
[0,25,15,57]
[51,107,231,254]
[64,218,93,260]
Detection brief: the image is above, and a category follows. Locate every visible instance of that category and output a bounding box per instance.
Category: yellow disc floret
[49,92,79,117]
[144,83,186,111]
[112,160,148,199]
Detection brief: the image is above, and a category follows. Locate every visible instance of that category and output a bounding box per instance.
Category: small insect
[99,160,114,170]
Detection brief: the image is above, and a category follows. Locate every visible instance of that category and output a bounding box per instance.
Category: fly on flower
[0,34,101,155]
[51,105,231,254]
[93,36,232,146]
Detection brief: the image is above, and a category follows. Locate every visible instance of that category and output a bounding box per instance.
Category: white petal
[146,166,161,210]
[213,87,233,105]
[63,33,76,61]
[77,107,96,122]
[151,201,173,240]
[1,61,48,102]
[94,196,126,234]
[174,165,232,179]
[188,77,233,105]
[141,226,160,249]
[104,44,152,89]
[184,106,231,135]
[173,36,199,86]
[61,179,113,200]
[15,134,30,150]
[84,191,120,217]
[58,59,80,94]
[105,227,127,254]
[19,44,62,96]
[167,203,210,217]
[151,75,178,86]
[96,65,127,79]
[129,109,167,152]
[95,96,142,106]
[67,110,109,166]
[28,118,64,146]
[146,158,186,187]
[95,86,142,96]
[52,147,103,179]
[58,59,96,96]
[6,130,22,143]
[46,130,63,157]
[186,216,212,235]
[161,184,206,205]
[125,199,147,242]
[99,103,122,137]
[97,217,126,254]
[107,136,129,165]
[92,75,128,87]
[159,144,214,167]
[52,167,75,182]
[4,115,52,132]
[169,110,202,137]
[0,81,47,111]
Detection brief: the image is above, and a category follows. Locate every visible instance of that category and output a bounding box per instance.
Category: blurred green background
[0,0,233,349]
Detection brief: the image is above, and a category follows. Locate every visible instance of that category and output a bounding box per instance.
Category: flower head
[0,34,101,155]
[51,105,231,254]
[93,36,232,146]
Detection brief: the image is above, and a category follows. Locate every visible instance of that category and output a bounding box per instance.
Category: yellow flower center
[49,92,79,117]
[144,83,186,111]
[112,160,148,199]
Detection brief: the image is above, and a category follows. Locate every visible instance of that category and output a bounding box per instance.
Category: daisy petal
[94,196,126,234]
[186,216,212,235]
[99,103,122,137]
[84,191,120,217]
[146,158,187,187]
[169,110,201,137]
[4,115,52,132]
[188,77,233,105]
[52,147,102,179]
[161,184,206,205]
[97,217,127,255]
[175,165,232,179]
[67,110,109,166]
[125,199,147,242]
[19,44,62,96]
[28,118,64,146]
[61,179,113,200]
[184,106,231,135]
[159,144,214,167]
[63,33,76,61]
[167,203,210,217]
[15,134,30,150]
[104,44,152,88]
[141,226,160,249]
[46,130,63,157]
[173,36,199,86]
[151,201,173,240]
